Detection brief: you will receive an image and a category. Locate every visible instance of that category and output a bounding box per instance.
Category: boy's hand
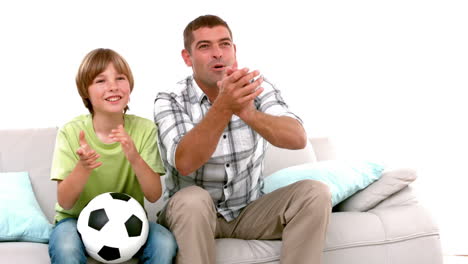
[109,124,139,163]
[76,130,102,170]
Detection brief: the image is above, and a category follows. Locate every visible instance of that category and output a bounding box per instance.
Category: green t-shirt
[50,114,165,223]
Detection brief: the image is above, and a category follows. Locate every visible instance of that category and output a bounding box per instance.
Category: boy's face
[182,25,237,90]
[88,63,130,116]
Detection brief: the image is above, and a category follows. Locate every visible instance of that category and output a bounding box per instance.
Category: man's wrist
[238,108,257,124]
[211,100,234,118]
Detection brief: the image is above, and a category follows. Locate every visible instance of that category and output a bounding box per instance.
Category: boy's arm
[109,125,162,203]
[57,130,102,209]
[126,155,162,203]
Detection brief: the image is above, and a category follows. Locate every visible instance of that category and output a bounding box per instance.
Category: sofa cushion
[0,127,58,222]
[0,242,51,264]
[263,160,384,206]
[0,172,52,243]
[216,238,281,264]
[335,168,417,212]
[324,204,442,264]
[214,204,441,264]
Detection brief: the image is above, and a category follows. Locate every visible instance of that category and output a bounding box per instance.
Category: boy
[48,48,177,264]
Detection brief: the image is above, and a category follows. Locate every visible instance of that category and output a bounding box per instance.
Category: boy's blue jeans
[48,218,177,264]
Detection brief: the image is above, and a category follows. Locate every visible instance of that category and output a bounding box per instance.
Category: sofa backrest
[263,140,317,177]
[0,127,58,222]
[0,127,336,223]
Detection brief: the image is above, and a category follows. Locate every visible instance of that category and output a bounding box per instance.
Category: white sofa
[0,127,443,264]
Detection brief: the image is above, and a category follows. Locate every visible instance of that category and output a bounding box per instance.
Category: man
[154,14,331,264]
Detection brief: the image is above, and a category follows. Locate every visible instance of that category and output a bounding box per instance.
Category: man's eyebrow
[218,37,232,43]
[195,38,232,47]
[195,40,211,47]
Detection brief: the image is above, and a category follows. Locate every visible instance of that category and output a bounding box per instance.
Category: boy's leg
[217,180,332,264]
[158,186,217,264]
[48,218,87,264]
[138,222,178,264]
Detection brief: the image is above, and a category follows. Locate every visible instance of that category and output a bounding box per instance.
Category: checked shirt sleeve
[257,78,303,123]
[154,92,195,169]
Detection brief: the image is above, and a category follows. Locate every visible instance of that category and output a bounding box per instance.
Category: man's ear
[181,49,192,67]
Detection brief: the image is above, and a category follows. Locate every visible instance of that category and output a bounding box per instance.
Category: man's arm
[235,76,307,149]
[239,110,307,149]
[174,103,232,176]
[176,69,265,175]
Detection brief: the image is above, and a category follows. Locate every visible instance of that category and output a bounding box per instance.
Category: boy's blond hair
[76,48,134,115]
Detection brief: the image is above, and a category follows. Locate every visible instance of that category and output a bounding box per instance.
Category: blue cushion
[263,160,385,206]
[0,171,52,243]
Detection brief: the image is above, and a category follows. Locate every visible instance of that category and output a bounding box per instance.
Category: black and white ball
[77,192,149,263]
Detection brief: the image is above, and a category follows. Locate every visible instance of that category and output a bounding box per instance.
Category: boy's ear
[181,49,192,67]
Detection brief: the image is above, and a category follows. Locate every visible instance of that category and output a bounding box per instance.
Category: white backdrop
[1,0,467,255]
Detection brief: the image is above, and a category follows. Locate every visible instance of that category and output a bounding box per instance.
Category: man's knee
[166,186,214,215]
[292,180,332,208]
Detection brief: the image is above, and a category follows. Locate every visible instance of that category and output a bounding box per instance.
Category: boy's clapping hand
[76,130,102,170]
[109,124,138,163]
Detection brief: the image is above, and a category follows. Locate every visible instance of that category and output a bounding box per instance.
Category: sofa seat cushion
[0,242,50,264]
[326,204,439,250]
[214,204,440,264]
[324,204,442,264]
[216,239,281,264]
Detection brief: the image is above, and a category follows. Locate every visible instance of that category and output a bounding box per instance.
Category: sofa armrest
[372,185,418,209]
[334,168,418,212]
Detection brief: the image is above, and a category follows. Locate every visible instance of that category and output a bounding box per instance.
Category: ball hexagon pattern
[77,192,149,263]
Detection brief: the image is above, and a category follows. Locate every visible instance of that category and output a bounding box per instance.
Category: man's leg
[158,186,217,264]
[217,180,331,264]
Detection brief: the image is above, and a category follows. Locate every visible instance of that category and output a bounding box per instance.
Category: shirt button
[225,163,230,168]
[223,134,227,139]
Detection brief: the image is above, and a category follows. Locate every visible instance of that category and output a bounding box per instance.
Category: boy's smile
[105,95,122,102]
[88,63,130,116]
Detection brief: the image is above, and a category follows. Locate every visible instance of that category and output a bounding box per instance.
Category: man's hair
[75,48,134,115]
[183,14,233,53]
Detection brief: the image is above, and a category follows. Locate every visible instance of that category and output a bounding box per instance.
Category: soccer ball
[77,192,149,263]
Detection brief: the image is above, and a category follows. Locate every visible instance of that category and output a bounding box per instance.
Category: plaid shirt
[154,76,302,221]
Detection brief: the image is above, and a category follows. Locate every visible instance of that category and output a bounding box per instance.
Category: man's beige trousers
[158,180,331,264]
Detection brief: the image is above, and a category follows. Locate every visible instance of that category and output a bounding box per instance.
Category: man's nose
[212,45,222,58]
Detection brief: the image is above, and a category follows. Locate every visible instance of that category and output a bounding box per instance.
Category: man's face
[182,26,236,90]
